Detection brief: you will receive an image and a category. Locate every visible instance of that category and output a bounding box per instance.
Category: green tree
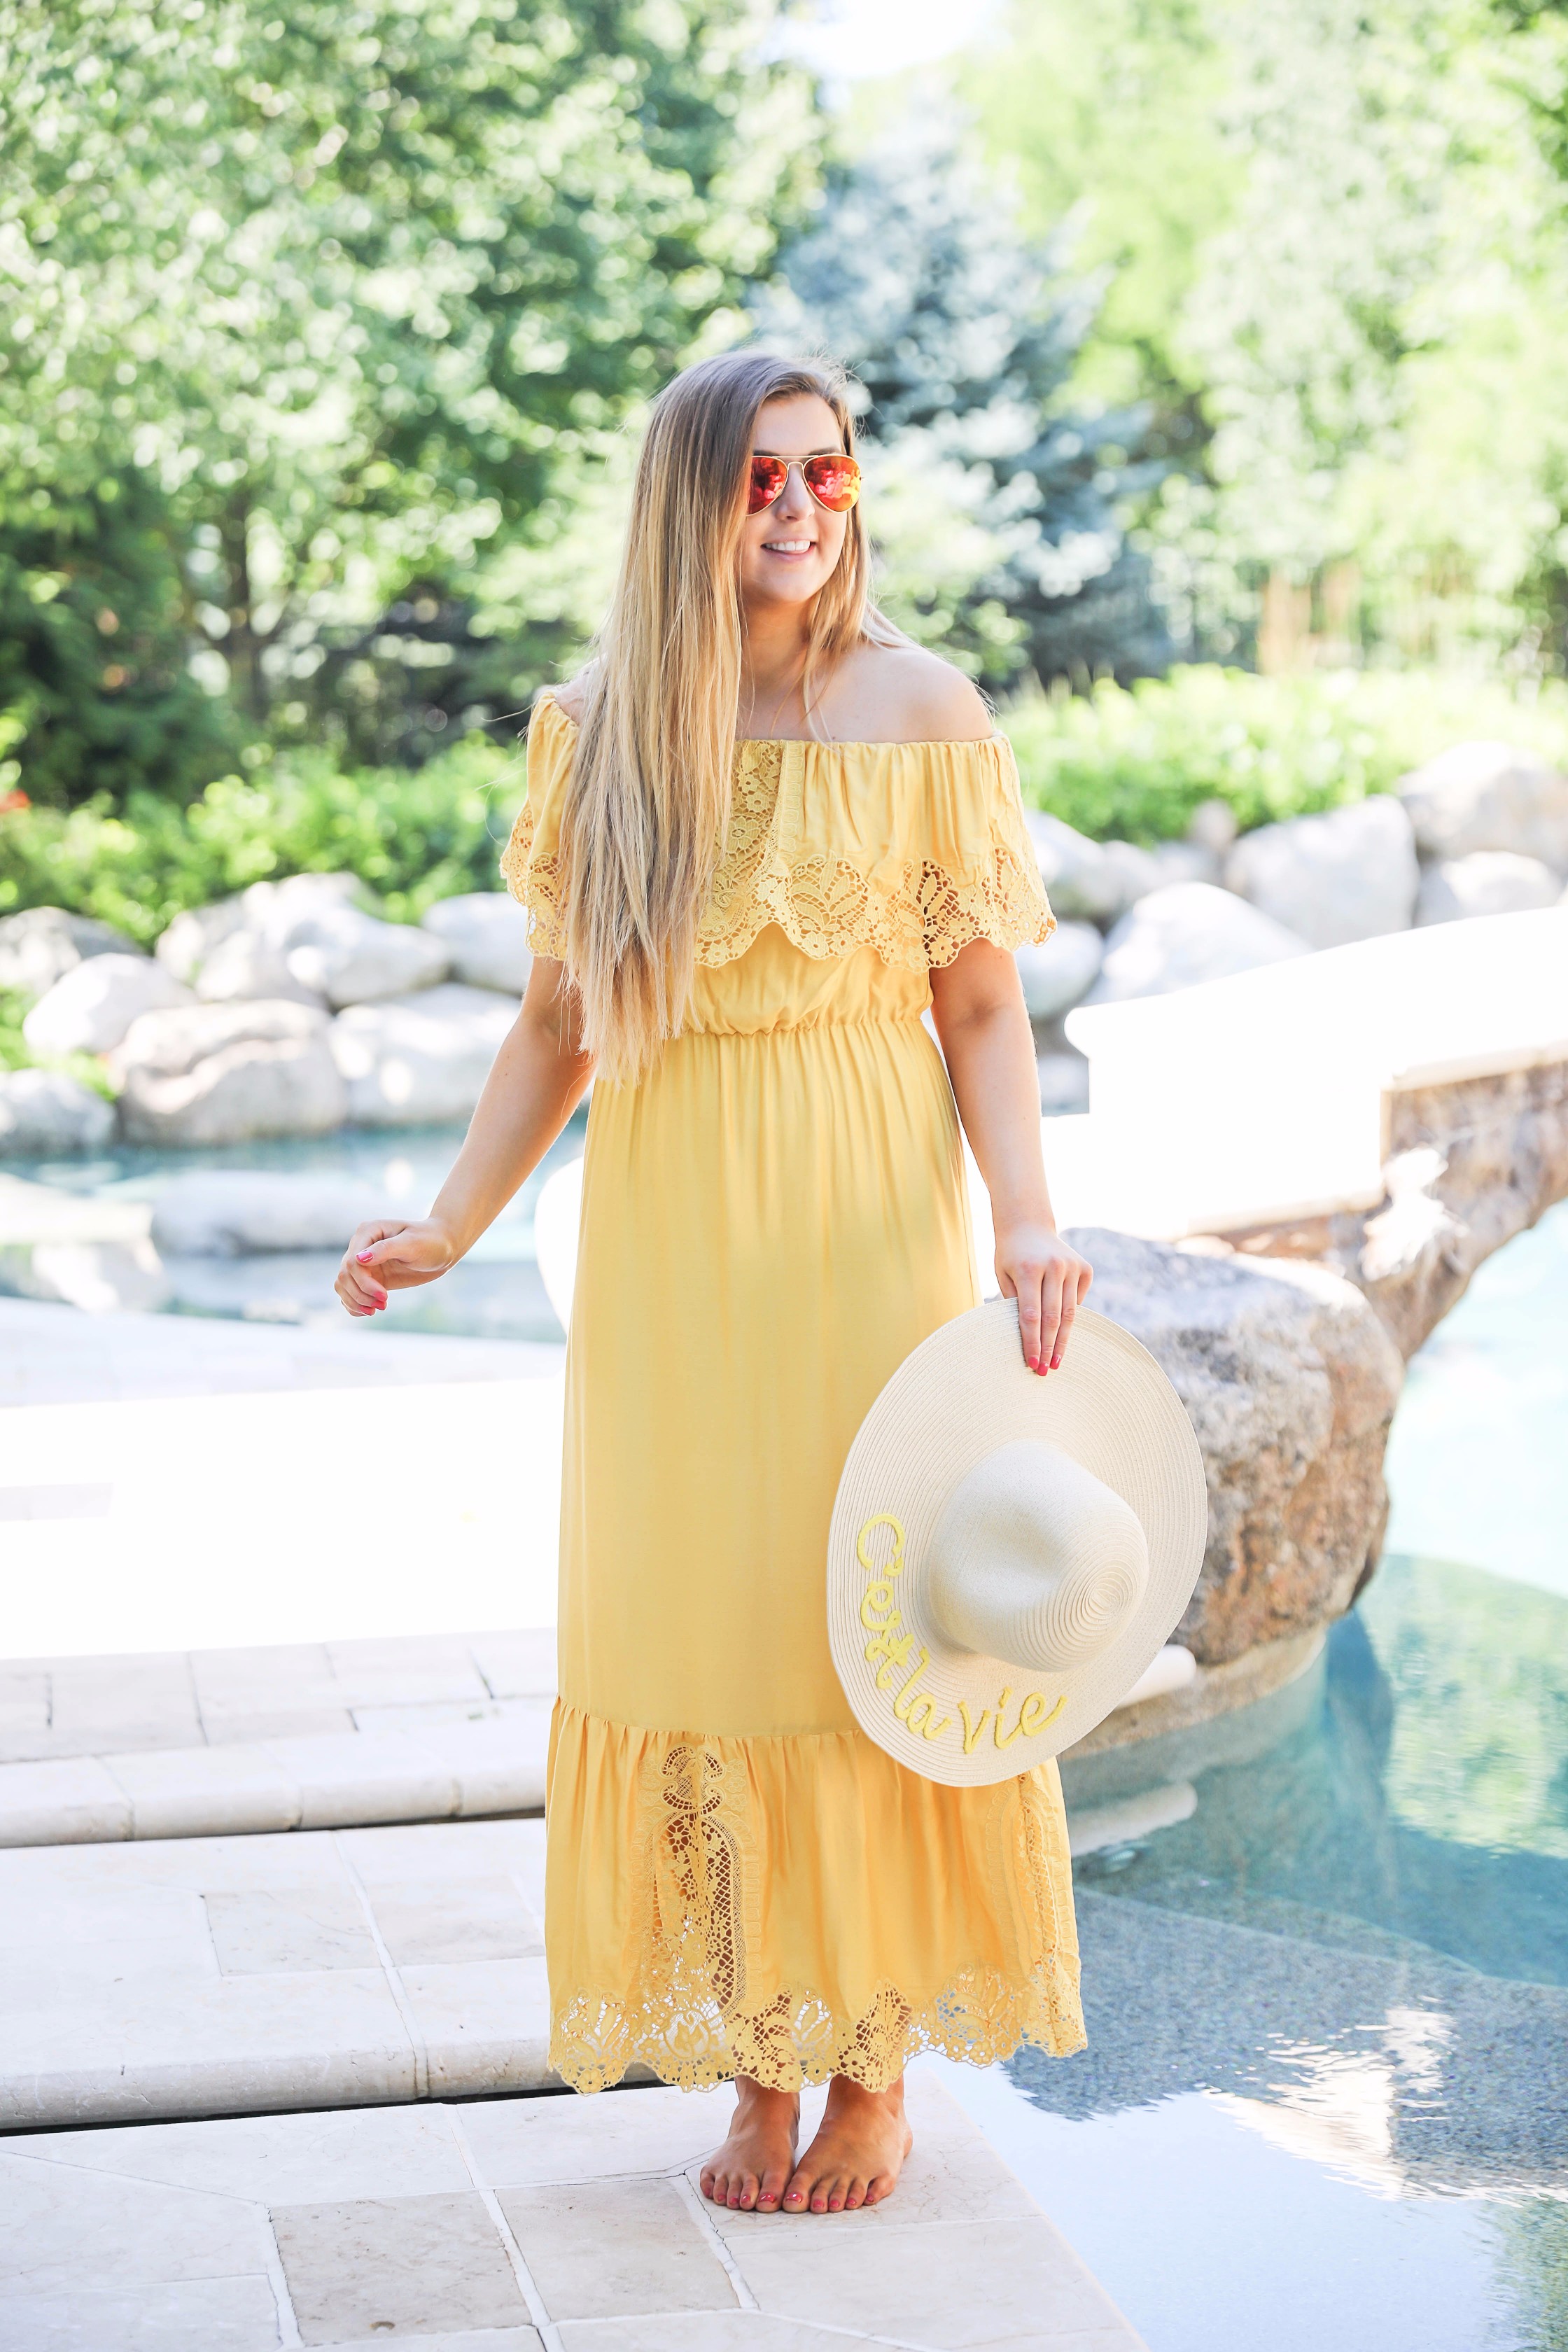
[0,0,815,800]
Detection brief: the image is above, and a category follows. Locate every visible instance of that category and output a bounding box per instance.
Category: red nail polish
[356,1250,374,1264]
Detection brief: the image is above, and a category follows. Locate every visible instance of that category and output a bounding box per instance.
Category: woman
[335,350,1093,2218]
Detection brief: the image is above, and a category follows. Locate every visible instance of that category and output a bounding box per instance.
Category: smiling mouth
[762,538,816,554]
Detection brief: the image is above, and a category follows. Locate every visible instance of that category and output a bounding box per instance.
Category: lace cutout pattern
[500,740,1054,976]
[550,1728,1085,2097]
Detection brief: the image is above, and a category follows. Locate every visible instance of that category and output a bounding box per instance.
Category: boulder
[1396,739,1568,870]
[156,874,364,983]
[1415,850,1562,926]
[194,929,327,1009]
[1037,1051,1090,1116]
[155,897,250,983]
[150,1170,398,1256]
[1016,920,1102,1022]
[22,955,193,1057]
[1186,797,1238,855]
[1084,882,1310,1004]
[1070,1227,1404,1666]
[0,907,140,997]
[1147,840,1221,889]
[0,1069,115,1156]
[1223,797,1418,948]
[286,909,451,1009]
[113,1000,346,1146]
[330,983,517,1126]
[421,892,535,995]
[1022,813,1166,927]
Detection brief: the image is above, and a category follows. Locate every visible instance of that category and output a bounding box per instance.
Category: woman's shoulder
[827,640,993,746]
[536,670,593,730]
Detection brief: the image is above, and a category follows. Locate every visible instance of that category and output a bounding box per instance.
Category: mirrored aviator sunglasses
[748,451,862,514]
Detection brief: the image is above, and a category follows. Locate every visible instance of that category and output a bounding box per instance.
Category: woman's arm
[928,937,1092,1374]
[334,957,593,1317]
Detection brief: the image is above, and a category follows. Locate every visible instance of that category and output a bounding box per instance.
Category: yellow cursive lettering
[860,1579,900,1628]
[891,1651,931,1720]
[993,1688,1026,1749]
[958,1700,990,1754]
[904,1692,953,1742]
[857,1514,906,1576]
[864,1619,918,1688]
[1018,1691,1067,1740]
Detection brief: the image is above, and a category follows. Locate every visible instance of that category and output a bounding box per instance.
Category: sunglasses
[747,450,862,515]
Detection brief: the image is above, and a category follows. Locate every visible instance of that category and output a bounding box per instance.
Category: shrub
[0,734,524,950]
[1002,665,1568,841]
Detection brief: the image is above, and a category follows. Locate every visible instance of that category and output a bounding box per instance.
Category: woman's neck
[738,600,813,736]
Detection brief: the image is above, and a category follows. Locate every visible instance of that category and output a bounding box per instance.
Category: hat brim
[827,1298,1208,1787]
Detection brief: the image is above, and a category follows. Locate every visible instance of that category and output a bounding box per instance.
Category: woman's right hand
[335,1219,458,1317]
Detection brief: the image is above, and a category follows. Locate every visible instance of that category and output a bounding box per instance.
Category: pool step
[0,1704,550,1846]
[0,1815,553,2130]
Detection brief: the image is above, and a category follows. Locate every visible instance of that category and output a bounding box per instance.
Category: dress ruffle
[501,694,1055,974]
[545,1700,1085,2096]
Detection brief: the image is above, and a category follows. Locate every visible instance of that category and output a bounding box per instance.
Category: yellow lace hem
[501,723,1055,976]
[544,1704,1086,2096]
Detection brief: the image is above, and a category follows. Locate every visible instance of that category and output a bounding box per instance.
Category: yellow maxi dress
[503,695,1085,2095]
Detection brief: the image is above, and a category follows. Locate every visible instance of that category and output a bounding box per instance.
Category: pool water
[923,1202,1568,2352]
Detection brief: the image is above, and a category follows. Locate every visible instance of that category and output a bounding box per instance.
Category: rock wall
[1216,1055,1568,1361]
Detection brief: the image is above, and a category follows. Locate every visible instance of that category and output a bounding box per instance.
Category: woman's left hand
[994,1223,1093,1377]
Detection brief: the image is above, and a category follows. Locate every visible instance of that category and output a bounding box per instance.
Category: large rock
[0,1069,115,1156]
[1415,850,1561,926]
[1397,740,1568,870]
[150,1170,398,1256]
[194,929,326,1009]
[113,1000,346,1146]
[1037,1051,1090,1116]
[286,908,451,1009]
[330,983,517,1126]
[1084,882,1310,1004]
[0,908,139,997]
[1070,1227,1404,1666]
[155,874,364,983]
[1016,920,1102,1022]
[22,955,192,1056]
[421,892,535,995]
[1223,797,1418,948]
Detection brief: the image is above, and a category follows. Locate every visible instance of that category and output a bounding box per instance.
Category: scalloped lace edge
[548,1732,1085,2096]
[500,739,1054,974]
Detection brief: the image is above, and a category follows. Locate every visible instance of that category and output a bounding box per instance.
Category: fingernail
[356,1250,374,1264]
[1051,1353,1062,1370]
[1026,1355,1038,1370]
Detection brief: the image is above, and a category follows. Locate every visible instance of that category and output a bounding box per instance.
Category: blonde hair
[553,349,899,1085]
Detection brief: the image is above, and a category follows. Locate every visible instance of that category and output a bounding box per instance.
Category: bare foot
[700,2077,800,2213]
[783,2073,913,2215]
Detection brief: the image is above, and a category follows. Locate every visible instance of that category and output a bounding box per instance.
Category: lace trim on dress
[500,740,1054,974]
[549,1728,1086,2097]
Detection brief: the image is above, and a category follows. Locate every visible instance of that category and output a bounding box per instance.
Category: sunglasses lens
[803,454,861,511]
[748,456,787,512]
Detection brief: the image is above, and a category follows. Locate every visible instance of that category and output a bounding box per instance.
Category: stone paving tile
[1,2078,1144,2350]
[0,1819,552,2128]
[274,2190,536,2342]
[499,2177,737,2320]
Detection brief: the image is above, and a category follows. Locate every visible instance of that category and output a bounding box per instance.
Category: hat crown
[924,1439,1149,1676]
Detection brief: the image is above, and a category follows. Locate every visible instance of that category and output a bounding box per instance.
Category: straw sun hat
[827,1298,1208,1788]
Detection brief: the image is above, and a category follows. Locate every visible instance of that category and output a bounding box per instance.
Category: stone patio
[0,2073,1145,2351]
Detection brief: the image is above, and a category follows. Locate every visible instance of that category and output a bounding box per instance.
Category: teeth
[764,540,813,552]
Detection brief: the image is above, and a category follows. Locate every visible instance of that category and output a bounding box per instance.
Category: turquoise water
[931,1200,1568,2352]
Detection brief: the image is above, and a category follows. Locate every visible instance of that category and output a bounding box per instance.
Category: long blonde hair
[553,349,895,1085]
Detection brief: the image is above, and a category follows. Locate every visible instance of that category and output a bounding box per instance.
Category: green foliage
[0,732,523,948]
[951,0,1568,671]
[1000,662,1568,839]
[0,0,816,799]
[755,121,1170,689]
